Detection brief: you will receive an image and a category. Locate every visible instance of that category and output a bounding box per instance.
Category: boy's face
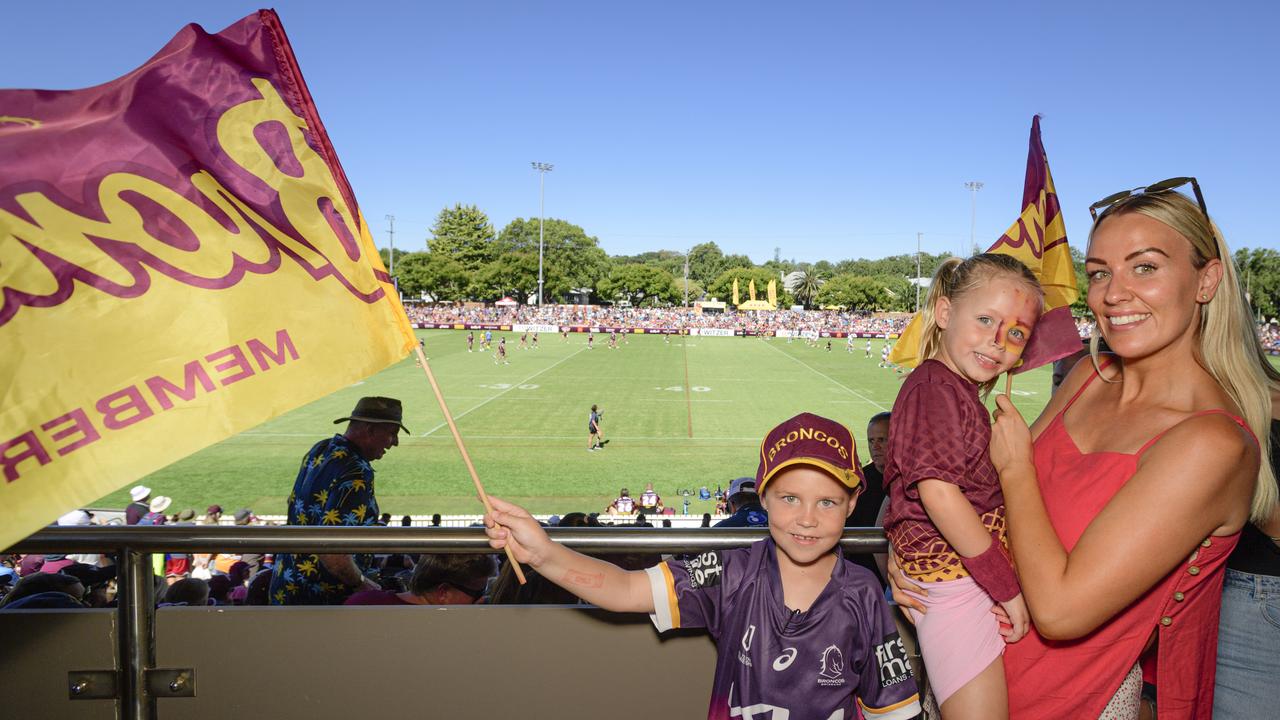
[760,466,856,568]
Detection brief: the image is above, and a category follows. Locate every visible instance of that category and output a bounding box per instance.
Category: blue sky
[4,1,1277,263]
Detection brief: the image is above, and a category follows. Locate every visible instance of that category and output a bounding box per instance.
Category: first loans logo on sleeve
[685,551,723,589]
[874,632,912,688]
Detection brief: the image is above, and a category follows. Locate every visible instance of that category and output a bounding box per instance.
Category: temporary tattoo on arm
[563,569,604,588]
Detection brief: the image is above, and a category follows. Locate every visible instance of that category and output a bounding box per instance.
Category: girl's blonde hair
[917,253,1043,396]
[1091,191,1278,523]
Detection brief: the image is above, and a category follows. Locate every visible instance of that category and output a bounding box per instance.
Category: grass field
[91,330,1059,518]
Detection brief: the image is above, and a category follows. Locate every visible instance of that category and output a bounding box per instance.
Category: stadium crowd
[0,484,684,610]
[405,304,912,335]
[407,303,1280,352]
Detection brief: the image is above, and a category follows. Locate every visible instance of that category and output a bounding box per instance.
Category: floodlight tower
[964,181,983,256]
[684,248,691,308]
[916,232,923,311]
[385,214,396,273]
[532,162,554,305]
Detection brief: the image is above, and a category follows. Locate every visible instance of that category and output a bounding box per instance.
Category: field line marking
[681,334,694,438]
[418,346,588,437]
[761,342,890,411]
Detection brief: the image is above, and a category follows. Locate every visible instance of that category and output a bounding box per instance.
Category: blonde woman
[894,178,1273,719]
[984,178,1273,719]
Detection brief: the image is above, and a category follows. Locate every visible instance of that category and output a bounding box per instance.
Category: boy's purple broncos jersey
[645,538,920,720]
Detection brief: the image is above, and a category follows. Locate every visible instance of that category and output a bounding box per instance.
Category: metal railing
[7,525,888,720]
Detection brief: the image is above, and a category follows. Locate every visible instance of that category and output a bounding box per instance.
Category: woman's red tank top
[1004,366,1252,719]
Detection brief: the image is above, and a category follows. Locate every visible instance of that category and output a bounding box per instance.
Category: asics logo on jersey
[772,648,798,671]
[742,625,757,652]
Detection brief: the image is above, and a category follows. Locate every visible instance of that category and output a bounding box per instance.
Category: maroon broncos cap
[756,412,864,496]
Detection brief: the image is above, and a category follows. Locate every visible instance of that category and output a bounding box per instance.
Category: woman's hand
[990,394,1034,478]
[483,496,551,567]
[886,552,927,620]
[998,592,1031,643]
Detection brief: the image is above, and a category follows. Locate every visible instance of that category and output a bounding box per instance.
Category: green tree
[686,242,727,288]
[427,204,496,275]
[1069,246,1091,318]
[471,253,539,303]
[1235,247,1280,321]
[597,264,678,306]
[722,253,754,272]
[497,218,611,303]
[393,251,468,301]
[792,270,825,309]
[378,247,412,271]
[814,274,910,311]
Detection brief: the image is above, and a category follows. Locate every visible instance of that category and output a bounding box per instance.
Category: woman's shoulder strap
[1136,409,1259,457]
[1061,356,1112,411]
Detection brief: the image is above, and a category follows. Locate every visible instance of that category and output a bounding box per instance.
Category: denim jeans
[1213,568,1280,719]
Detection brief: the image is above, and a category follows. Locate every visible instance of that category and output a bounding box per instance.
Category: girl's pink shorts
[904,575,1005,707]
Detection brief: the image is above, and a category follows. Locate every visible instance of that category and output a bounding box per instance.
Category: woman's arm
[485,496,654,613]
[990,394,1257,640]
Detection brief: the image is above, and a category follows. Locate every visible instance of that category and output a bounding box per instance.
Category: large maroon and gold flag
[0,10,416,549]
[891,116,1079,371]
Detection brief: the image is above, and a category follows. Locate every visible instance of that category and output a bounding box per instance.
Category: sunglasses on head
[1088,176,1209,223]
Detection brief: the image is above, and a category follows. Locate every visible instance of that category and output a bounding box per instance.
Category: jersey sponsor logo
[817,645,846,686]
[874,632,912,688]
[685,551,723,589]
[772,647,798,671]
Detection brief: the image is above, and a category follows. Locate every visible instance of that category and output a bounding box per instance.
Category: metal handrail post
[118,548,155,720]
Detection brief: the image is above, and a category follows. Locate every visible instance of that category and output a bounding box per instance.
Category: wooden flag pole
[413,344,526,584]
[1005,371,1013,398]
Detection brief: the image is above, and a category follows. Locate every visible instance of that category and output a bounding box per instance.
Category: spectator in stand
[232,509,265,576]
[558,512,591,528]
[0,568,16,602]
[379,512,392,526]
[700,513,712,528]
[190,505,224,580]
[401,515,413,527]
[345,553,497,605]
[125,485,151,525]
[714,477,768,527]
[244,569,273,606]
[430,514,442,527]
[138,496,171,525]
[203,505,223,525]
[206,575,232,605]
[845,412,891,585]
[56,509,110,567]
[1051,339,1093,396]
[0,572,86,610]
[270,396,407,605]
[160,577,210,607]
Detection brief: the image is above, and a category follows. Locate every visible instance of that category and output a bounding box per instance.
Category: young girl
[883,253,1040,719]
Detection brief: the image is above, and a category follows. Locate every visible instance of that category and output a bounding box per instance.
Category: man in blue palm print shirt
[270,397,409,605]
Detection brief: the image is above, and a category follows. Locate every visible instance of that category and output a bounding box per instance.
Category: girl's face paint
[934,276,1042,384]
